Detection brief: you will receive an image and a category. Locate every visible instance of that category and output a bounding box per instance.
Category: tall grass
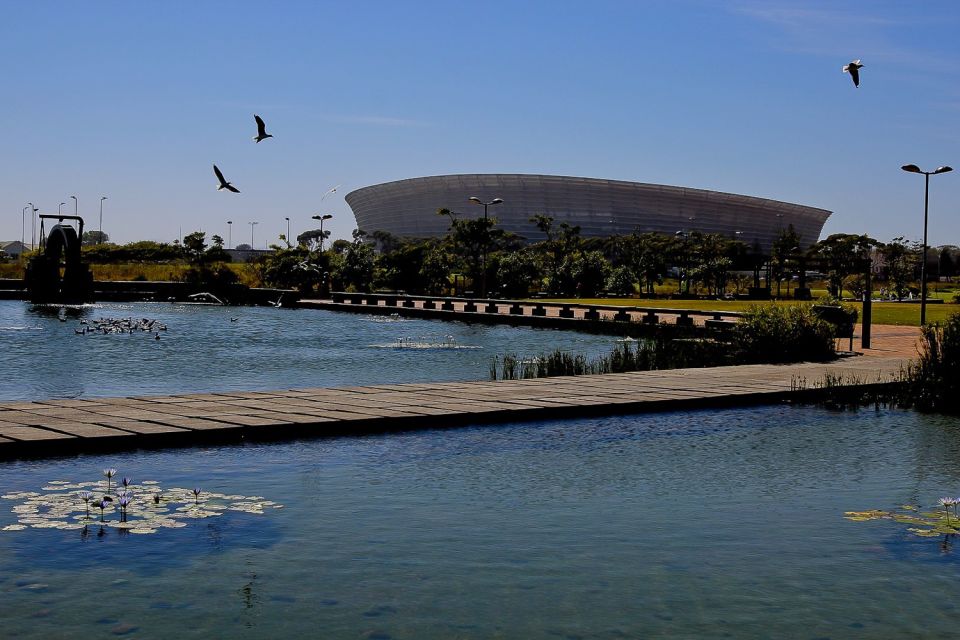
[490,338,732,380]
[906,314,960,414]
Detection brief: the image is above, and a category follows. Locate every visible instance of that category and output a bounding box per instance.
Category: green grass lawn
[536,296,956,327]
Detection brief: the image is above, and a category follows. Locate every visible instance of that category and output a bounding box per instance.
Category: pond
[0,300,619,401]
[2,405,960,638]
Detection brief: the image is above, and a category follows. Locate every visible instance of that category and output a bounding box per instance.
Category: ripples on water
[2,406,960,638]
[0,301,617,401]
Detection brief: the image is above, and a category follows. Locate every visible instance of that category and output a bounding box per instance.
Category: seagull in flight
[253,114,273,143]
[321,184,341,201]
[213,164,240,193]
[842,60,863,88]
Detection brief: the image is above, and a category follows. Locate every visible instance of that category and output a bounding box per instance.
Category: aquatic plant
[78,491,94,519]
[1,474,282,536]
[845,499,960,540]
[102,468,117,494]
[122,477,132,489]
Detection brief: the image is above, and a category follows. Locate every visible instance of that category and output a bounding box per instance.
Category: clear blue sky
[1,0,957,249]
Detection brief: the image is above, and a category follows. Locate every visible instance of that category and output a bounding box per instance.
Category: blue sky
[1,0,957,248]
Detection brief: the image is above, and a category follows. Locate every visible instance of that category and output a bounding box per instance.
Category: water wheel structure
[25,215,94,304]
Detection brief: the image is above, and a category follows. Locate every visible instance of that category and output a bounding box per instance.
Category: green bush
[908,314,960,414]
[734,304,835,363]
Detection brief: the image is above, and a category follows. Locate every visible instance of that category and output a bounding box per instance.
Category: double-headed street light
[468,196,503,298]
[311,214,333,251]
[901,163,953,325]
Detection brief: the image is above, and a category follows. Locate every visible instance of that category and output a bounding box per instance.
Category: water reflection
[0,300,618,401]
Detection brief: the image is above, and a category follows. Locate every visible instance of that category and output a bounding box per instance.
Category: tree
[81,230,109,245]
[182,231,208,265]
[530,215,583,295]
[297,228,330,251]
[438,207,504,294]
[812,233,877,298]
[496,248,541,297]
[605,265,636,296]
[771,225,803,297]
[623,232,669,295]
[569,250,609,297]
[336,229,375,292]
[881,237,920,300]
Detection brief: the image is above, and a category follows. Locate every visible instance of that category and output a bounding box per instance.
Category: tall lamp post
[28,203,37,249]
[249,221,259,249]
[311,214,333,251]
[227,220,233,249]
[70,195,78,216]
[467,196,503,298]
[901,163,953,325]
[58,202,66,216]
[285,217,291,247]
[675,230,688,295]
[99,196,107,243]
[21,206,28,251]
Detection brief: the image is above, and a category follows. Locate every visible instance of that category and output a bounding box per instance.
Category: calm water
[0,300,619,401]
[2,406,960,638]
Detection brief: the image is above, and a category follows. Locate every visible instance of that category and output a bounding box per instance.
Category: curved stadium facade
[345,174,831,250]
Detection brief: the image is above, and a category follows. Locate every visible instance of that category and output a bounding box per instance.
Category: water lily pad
[2,524,27,531]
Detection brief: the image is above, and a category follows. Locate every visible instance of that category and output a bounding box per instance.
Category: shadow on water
[0,513,281,577]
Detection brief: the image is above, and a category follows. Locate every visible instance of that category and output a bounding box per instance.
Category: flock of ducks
[212,115,273,193]
[73,317,167,339]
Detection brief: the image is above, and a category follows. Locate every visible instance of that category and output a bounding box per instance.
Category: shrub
[908,314,960,414]
[734,304,835,363]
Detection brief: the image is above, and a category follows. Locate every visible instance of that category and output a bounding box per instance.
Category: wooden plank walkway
[0,325,914,459]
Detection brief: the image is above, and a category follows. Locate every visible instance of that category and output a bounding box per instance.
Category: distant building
[226,247,271,262]
[0,241,28,259]
[346,174,832,251]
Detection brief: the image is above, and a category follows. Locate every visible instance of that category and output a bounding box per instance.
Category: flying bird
[213,164,240,193]
[321,184,341,201]
[842,59,863,88]
[253,114,273,143]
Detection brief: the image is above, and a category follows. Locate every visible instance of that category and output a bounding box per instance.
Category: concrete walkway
[0,324,918,460]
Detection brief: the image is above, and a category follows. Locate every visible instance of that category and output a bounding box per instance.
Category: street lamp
[70,195,78,216]
[21,206,28,251]
[311,214,333,251]
[99,196,107,243]
[249,221,259,248]
[675,230,688,295]
[285,217,291,248]
[468,196,503,298]
[227,221,233,249]
[28,203,37,249]
[58,202,66,216]
[901,163,953,324]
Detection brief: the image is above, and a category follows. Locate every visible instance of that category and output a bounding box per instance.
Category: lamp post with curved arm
[70,195,77,216]
[467,196,503,298]
[285,217,291,248]
[249,221,259,248]
[227,221,233,250]
[901,163,953,325]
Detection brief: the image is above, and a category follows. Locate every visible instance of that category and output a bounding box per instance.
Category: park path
[0,320,918,460]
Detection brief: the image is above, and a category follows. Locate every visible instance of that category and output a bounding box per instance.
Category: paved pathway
[0,324,918,460]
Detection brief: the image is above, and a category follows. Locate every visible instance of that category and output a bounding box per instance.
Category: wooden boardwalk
[0,323,916,460]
